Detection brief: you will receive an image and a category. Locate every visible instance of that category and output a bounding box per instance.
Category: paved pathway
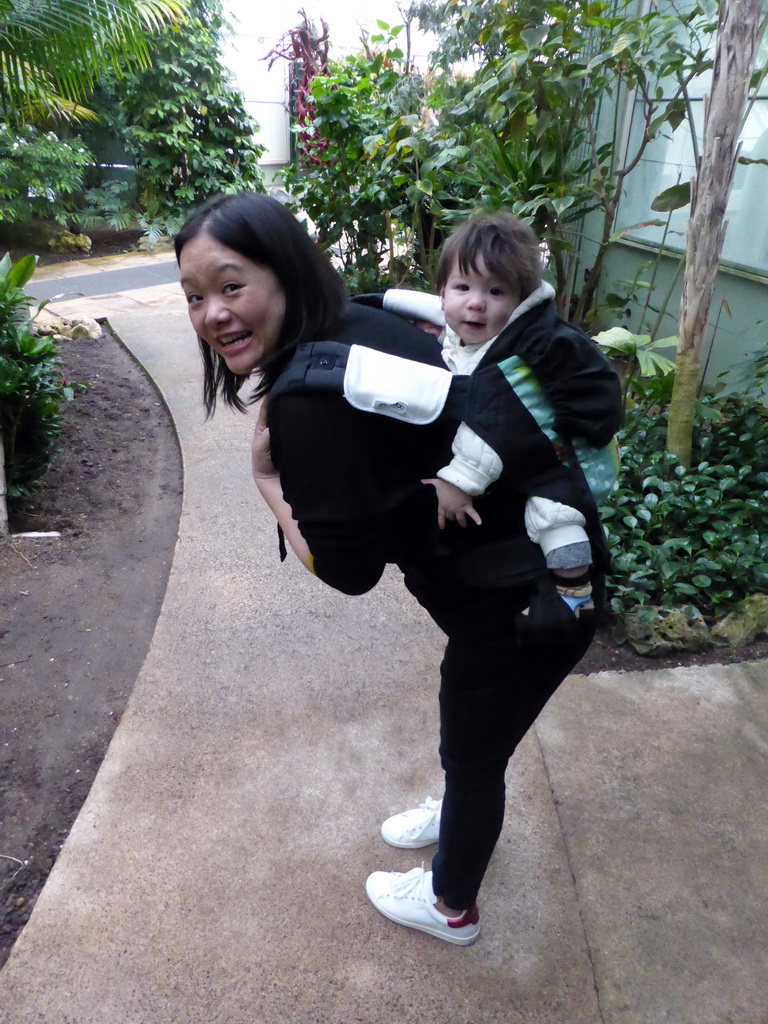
[1,253,766,1023]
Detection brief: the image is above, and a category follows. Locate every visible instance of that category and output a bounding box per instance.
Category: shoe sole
[366,882,480,946]
[380,828,439,850]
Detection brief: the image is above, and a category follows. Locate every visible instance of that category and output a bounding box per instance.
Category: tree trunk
[667,0,766,465]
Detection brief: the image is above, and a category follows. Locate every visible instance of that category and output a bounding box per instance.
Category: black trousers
[403,564,595,910]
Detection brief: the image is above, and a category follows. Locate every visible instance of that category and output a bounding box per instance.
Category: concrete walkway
[1,253,766,1023]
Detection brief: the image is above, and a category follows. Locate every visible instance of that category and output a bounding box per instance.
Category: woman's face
[179,232,286,376]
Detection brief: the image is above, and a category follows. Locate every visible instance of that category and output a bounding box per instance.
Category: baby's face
[440,257,520,347]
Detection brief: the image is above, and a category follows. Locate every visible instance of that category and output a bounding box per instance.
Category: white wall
[222,0,435,168]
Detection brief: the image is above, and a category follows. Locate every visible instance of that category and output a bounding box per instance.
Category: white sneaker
[365,866,480,946]
[380,796,442,849]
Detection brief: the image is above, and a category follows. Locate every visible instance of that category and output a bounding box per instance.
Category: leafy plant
[280,28,419,291]
[0,123,92,226]
[601,389,768,623]
[279,22,474,291]
[594,326,676,410]
[101,0,264,235]
[0,0,187,124]
[78,178,184,243]
[0,253,73,500]
[721,333,768,399]
[412,0,715,323]
[78,179,141,232]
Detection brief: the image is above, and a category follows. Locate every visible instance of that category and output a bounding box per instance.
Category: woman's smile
[179,232,286,376]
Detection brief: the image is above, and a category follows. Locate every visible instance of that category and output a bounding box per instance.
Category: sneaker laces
[418,796,441,815]
[405,796,440,830]
[391,865,432,900]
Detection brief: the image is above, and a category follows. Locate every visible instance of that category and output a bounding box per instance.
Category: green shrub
[282,25,470,292]
[102,0,265,236]
[602,390,768,621]
[0,253,71,497]
[0,124,92,227]
[283,43,419,293]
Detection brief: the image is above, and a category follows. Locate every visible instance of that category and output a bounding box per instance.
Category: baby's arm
[441,419,595,621]
[434,425,594,583]
[422,421,503,530]
[382,289,445,332]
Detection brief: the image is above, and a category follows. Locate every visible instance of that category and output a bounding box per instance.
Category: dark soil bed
[0,325,182,968]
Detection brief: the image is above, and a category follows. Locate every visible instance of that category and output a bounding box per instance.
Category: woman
[176,192,621,946]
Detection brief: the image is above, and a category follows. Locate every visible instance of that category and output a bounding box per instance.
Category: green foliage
[602,389,768,622]
[285,0,718,319]
[0,0,186,124]
[594,326,677,411]
[0,123,92,226]
[0,253,71,496]
[78,180,142,232]
[281,24,479,290]
[102,0,264,234]
[79,178,179,244]
[722,339,768,399]
[282,31,430,291]
[595,328,677,379]
[412,0,715,322]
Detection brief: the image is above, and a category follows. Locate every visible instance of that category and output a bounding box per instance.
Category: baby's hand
[421,478,482,530]
[414,319,443,338]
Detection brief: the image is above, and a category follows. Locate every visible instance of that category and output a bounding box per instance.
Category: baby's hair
[436,210,542,299]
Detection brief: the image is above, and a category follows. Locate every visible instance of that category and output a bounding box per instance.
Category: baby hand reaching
[422,478,482,530]
[414,319,443,338]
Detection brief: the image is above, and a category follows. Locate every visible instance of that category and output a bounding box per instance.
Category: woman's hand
[252,398,278,481]
[251,397,313,572]
[422,478,482,530]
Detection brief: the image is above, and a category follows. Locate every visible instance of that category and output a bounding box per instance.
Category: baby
[381,211,613,616]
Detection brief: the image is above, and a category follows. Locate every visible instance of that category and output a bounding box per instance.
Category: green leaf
[691,575,712,587]
[6,254,38,289]
[651,182,691,212]
[673,583,699,595]
[664,98,687,132]
[521,26,549,49]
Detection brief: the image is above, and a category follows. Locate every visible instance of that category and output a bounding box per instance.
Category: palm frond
[0,0,188,115]
[136,0,187,32]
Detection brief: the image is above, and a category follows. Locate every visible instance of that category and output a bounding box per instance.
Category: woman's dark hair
[175,192,348,415]
[436,210,542,300]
